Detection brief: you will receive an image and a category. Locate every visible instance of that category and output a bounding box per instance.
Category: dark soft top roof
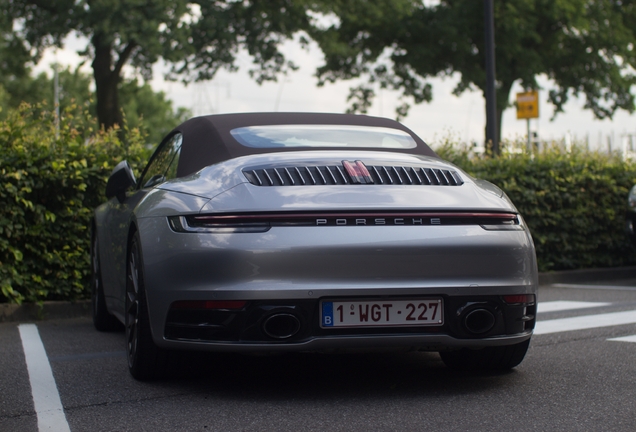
[173,112,437,177]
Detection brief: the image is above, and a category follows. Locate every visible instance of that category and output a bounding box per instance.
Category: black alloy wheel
[126,232,169,380]
[91,233,123,331]
[438,338,531,371]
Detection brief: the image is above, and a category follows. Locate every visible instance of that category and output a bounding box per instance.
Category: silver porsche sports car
[92,113,538,380]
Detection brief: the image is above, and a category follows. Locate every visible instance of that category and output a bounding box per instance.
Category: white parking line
[537,301,611,313]
[551,283,636,291]
[608,335,636,343]
[534,310,636,335]
[18,324,71,432]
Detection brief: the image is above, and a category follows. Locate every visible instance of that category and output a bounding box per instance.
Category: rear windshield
[230,125,418,149]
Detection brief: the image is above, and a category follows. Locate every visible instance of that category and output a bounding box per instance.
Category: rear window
[230,125,417,149]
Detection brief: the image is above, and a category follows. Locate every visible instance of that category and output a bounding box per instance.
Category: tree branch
[114,41,138,77]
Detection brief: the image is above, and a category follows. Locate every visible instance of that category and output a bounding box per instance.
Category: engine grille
[243,165,463,187]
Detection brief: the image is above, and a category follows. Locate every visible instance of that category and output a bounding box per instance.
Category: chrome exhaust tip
[463,308,496,334]
[262,313,301,339]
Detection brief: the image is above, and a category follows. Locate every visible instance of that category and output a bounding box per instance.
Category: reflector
[502,294,535,304]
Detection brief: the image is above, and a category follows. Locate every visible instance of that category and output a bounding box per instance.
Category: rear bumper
[156,331,533,353]
[160,294,536,350]
[136,217,538,351]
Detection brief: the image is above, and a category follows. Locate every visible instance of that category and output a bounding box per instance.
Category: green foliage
[0,66,190,145]
[0,67,93,118]
[8,0,319,129]
[2,103,634,304]
[119,78,191,144]
[312,0,636,138]
[0,5,31,91]
[0,103,149,304]
[438,143,636,272]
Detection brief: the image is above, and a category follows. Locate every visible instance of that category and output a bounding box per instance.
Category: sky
[35,32,635,151]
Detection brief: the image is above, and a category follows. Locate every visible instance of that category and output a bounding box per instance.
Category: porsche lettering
[316,218,435,226]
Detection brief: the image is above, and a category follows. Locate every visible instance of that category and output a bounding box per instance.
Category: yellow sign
[516,91,539,119]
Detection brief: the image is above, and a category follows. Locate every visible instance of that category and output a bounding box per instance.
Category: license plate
[321,298,443,328]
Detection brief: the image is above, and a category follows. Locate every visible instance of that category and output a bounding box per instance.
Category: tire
[126,232,170,381]
[92,233,124,332]
[439,338,531,371]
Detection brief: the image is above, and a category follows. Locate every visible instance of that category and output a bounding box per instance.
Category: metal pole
[484,0,498,155]
[54,63,60,139]
[527,118,531,152]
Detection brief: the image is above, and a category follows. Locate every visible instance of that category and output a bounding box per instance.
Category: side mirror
[105,160,137,203]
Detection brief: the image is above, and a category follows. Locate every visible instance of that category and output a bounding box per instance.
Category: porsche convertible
[91,112,538,380]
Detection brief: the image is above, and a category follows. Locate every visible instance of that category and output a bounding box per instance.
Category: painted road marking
[608,335,636,343]
[536,301,636,342]
[18,324,71,432]
[534,310,636,335]
[538,301,611,313]
[552,283,636,291]
[49,351,126,363]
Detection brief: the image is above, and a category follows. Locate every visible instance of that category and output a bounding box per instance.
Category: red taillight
[171,300,247,310]
[502,294,535,305]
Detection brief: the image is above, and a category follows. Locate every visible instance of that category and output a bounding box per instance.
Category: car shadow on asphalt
[157,350,521,400]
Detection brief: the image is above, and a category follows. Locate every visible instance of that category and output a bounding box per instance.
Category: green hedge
[438,144,636,272]
[0,104,149,304]
[2,107,636,304]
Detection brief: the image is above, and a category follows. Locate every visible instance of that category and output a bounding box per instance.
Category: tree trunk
[92,35,122,130]
[91,34,137,131]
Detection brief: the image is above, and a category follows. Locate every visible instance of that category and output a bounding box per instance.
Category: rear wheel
[91,234,123,331]
[439,338,531,371]
[126,233,170,380]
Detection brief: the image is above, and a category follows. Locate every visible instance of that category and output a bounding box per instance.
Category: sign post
[516,91,539,151]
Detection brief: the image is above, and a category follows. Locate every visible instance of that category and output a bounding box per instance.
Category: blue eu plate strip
[322,302,334,327]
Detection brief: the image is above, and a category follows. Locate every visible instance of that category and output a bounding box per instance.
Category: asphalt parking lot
[2,270,636,431]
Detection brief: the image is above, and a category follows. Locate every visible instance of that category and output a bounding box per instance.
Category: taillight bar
[191,211,519,224]
[168,212,522,233]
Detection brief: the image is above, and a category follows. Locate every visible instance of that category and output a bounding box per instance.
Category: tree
[119,79,191,144]
[0,67,93,116]
[0,5,32,112]
[311,0,636,142]
[8,0,317,130]
[0,65,190,144]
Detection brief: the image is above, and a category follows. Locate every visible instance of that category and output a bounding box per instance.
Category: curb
[538,266,636,286]
[2,266,636,323]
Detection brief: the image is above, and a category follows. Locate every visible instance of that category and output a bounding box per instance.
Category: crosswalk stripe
[537,301,611,313]
[534,310,636,335]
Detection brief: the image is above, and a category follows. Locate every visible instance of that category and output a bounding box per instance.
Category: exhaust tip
[263,313,301,339]
[464,308,496,334]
